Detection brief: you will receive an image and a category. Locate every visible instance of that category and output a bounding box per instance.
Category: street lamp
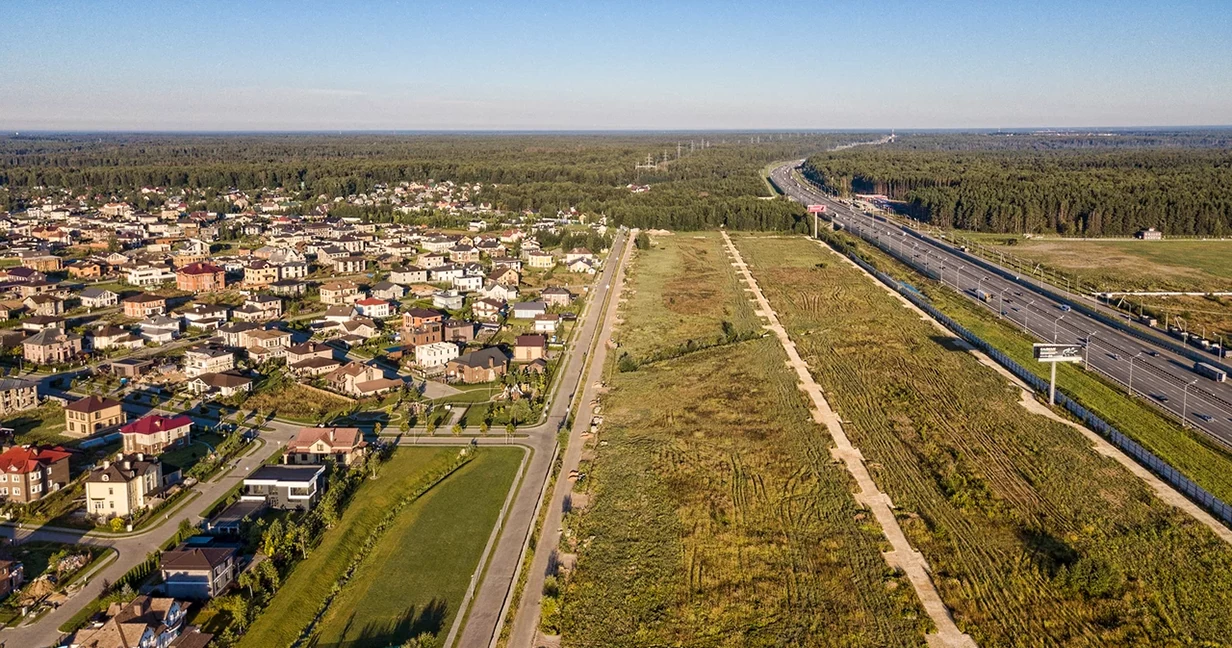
[1127,351,1146,396]
[1024,299,1037,330]
[1182,379,1199,428]
[1084,331,1097,371]
[1052,314,1066,342]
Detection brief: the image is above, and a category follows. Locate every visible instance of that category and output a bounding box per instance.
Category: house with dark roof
[71,595,201,648]
[446,347,510,384]
[22,327,84,364]
[0,377,38,416]
[85,452,163,520]
[187,371,254,398]
[64,395,126,437]
[242,464,327,510]
[159,547,237,600]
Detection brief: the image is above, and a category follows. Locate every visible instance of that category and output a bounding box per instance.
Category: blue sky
[2,0,1230,130]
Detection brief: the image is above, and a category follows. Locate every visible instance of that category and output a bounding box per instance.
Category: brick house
[122,294,168,318]
[446,347,510,384]
[0,445,72,504]
[176,262,226,292]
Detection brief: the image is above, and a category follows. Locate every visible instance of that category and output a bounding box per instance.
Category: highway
[771,162,1232,449]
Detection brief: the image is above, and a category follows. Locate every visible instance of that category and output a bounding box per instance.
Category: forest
[0,132,870,231]
[803,131,1232,236]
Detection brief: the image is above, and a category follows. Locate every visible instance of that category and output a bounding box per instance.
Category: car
[1153,394,1169,403]
[1197,413,1215,422]
[1059,304,1072,312]
[1111,353,1122,360]
[1147,350,1160,357]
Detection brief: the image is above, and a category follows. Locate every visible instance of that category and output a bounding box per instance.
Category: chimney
[123,461,132,471]
[102,460,110,469]
[137,453,144,462]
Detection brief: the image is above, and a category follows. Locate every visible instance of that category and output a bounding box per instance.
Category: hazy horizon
[4,0,1231,131]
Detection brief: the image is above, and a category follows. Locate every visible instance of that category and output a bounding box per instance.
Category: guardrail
[895,226,1232,376]
[841,249,1232,527]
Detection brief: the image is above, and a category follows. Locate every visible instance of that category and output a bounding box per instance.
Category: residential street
[0,417,303,648]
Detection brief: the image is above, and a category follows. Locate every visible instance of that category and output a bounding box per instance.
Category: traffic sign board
[808,204,827,213]
[1034,343,1083,363]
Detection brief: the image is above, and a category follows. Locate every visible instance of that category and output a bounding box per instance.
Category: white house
[355,298,392,319]
[415,341,460,368]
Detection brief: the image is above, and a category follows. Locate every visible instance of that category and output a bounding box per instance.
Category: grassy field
[244,383,352,423]
[238,447,456,648]
[969,237,1232,292]
[3,403,70,446]
[309,448,522,648]
[560,233,929,648]
[733,233,1232,645]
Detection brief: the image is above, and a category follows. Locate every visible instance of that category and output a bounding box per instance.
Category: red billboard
[807,204,827,213]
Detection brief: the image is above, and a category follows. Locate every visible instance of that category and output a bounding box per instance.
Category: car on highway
[1153,394,1170,403]
[1059,304,1072,312]
[1197,413,1215,422]
[1146,350,1160,357]
[1111,353,1122,360]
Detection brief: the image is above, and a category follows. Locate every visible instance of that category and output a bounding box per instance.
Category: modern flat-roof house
[85,452,163,520]
[0,445,72,504]
[120,414,193,455]
[242,464,326,510]
[64,395,126,437]
[415,341,460,368]
[284,427,367,467]
[160,547,237,600]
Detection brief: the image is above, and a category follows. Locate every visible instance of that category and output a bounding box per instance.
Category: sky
[2,0,1231,131]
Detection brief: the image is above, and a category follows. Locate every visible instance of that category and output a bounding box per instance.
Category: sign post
[807,204,827,238]
[1033,343,1083,405]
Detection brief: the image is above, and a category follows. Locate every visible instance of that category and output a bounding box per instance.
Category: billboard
[807,204,827,214]
[1033,343,1083,363]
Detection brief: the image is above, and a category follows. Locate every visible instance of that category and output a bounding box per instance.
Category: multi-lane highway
[771,162,1232,448]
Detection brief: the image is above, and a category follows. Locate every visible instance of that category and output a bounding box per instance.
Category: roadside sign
[1033,343,1083,363]
[807,204,827,213]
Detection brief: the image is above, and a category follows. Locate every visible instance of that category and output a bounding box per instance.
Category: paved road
[772,162,1232,448]
[453,229,630,648]
[0,418,303,647]
[505,231,634,648]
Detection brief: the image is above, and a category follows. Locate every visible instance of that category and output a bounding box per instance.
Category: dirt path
[720,232,976,648]
[808,236,1232,548]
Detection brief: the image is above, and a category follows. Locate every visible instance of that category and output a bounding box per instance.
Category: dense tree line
[805,136,1232,236]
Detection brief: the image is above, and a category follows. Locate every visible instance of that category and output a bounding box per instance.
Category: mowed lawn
[985,238,1232,291]
[561,233,928,647]
[733,233,1232,645]
[238,447,457,648]
[309,447,523,648]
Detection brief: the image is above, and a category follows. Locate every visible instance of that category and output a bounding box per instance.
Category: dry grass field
[558,232,929,648]
[733,233,1232,646]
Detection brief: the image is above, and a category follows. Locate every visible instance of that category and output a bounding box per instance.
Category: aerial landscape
[3,2,1232,647]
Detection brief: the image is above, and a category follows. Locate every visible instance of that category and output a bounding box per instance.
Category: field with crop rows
[559,232,929,648]
[733,233,1232,646]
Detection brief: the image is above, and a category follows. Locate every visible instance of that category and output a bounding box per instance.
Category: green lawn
[238,447,458,648]
[310,448,523,648]
[158,432,225,473]
[3,403,70,446]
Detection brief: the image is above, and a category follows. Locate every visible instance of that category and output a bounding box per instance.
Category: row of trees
[805,144,1232,236]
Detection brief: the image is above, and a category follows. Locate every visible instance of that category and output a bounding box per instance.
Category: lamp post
[1052,314,1066,342]
[1182,379,1199,428]
[1127,351,1146,396]
[1024,299,1037,330]
[1084,331,1096,371]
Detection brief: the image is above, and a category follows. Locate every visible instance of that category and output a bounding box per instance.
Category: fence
[841,249,1232,527]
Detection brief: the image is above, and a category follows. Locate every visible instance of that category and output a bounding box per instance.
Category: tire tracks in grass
[720,231,977,648]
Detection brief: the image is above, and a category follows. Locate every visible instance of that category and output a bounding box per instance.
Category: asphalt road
[771,162,1232,448]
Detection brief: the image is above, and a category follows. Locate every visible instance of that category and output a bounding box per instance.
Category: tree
[634,231,650,249]
[450,423,462,437]
[479,422,490,436]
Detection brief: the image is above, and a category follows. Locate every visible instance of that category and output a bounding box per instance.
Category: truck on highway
[1194,362,1228,382]
[974,289,992,303]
